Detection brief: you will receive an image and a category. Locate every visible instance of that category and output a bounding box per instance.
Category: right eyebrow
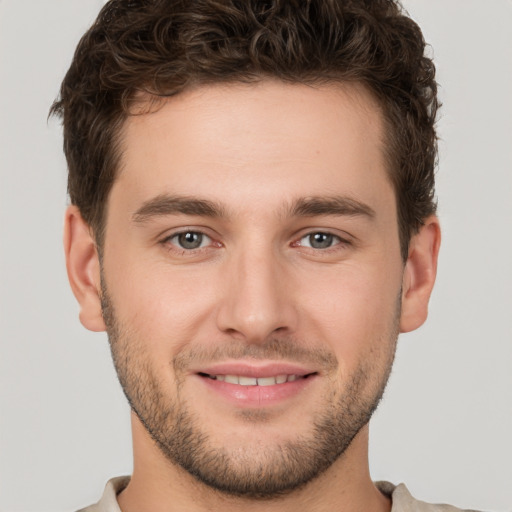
[132,194,227,224]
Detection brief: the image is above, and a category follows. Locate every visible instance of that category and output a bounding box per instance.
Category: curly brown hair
[50,0,439,260]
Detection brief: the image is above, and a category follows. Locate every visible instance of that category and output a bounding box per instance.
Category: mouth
[198,372,317,386]
[194,364,319,407]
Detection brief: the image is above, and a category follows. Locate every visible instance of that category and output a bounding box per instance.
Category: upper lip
[192,361,317,378]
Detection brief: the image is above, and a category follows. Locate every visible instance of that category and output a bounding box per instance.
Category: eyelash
[159,229,352,260]
[294,232,346,251]
[161,230,219,254]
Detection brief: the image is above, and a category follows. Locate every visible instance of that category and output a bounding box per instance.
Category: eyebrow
[132,193,376,224]
[290,196,376,219]
[132,195,226,223]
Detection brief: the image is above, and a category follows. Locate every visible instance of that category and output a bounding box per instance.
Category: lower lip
[198,375,317,406]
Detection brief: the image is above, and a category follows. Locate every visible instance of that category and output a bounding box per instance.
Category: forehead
[112,81,393,218]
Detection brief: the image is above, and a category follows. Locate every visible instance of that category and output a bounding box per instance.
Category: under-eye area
[198,372,318,386]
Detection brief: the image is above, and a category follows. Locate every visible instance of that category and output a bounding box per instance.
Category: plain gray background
[1,1,511,511]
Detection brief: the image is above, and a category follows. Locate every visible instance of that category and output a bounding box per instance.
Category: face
[99,81,405,497]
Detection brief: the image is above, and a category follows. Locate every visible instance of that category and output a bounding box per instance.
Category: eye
[299,232,342,249]
[168,231,212,250]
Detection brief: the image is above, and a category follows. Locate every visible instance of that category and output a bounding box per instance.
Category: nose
[216,246,298,344]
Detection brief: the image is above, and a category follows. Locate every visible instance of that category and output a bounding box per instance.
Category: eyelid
[299,232,341,248]
[159,227,222,253]
[293,228,353,245]
[158,225,216,242]
[290,229,355,259]
[169,231,212,249]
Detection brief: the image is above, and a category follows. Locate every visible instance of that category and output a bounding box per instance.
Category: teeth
[239,376,257,386]
[210,374,303,385]
[257,377,277,386]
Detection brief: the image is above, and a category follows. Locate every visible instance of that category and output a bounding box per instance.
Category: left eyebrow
[132,194,226,224]
[289,196,376,219]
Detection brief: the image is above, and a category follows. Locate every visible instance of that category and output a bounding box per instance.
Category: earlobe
[64,206,106,332]
[400,216,441,333]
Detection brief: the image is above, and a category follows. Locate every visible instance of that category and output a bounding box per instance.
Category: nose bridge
[216,239,296,343]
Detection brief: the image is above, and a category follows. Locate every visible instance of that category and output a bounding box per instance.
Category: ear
[63,205,106,332]
[400,216,441,333]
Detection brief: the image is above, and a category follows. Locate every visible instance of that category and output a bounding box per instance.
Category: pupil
[310,233,332,249]
[179,232,202,249]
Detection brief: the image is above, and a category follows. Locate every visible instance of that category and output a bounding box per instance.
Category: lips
[193,362,318,406]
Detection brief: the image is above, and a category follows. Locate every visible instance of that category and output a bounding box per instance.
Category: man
[50,0,473,510]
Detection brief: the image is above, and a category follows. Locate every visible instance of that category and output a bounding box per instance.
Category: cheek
[298,263,401,366]
[105,257,222,353]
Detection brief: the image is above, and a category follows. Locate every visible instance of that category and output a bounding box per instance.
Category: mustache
[172,337,338,373]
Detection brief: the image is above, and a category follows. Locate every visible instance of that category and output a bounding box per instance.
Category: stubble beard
[101,282,399,499]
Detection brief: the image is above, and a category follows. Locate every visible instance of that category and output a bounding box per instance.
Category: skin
[64,81,440,512]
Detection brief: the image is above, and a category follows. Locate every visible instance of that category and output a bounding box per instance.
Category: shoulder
[375,482,483,512]
[76,476,130,512]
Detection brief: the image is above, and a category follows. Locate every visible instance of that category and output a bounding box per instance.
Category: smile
[199,373,315,386]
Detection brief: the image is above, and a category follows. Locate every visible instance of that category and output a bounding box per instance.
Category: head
[55,0,441,501]
[51,0,438,261]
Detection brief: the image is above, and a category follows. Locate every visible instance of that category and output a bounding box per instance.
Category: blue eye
[169,231,211,250]
[300,232,341,249]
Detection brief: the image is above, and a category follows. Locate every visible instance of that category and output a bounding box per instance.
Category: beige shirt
[77,477,481,512]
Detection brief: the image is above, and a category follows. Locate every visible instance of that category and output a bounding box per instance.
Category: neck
[117,413,391,512]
